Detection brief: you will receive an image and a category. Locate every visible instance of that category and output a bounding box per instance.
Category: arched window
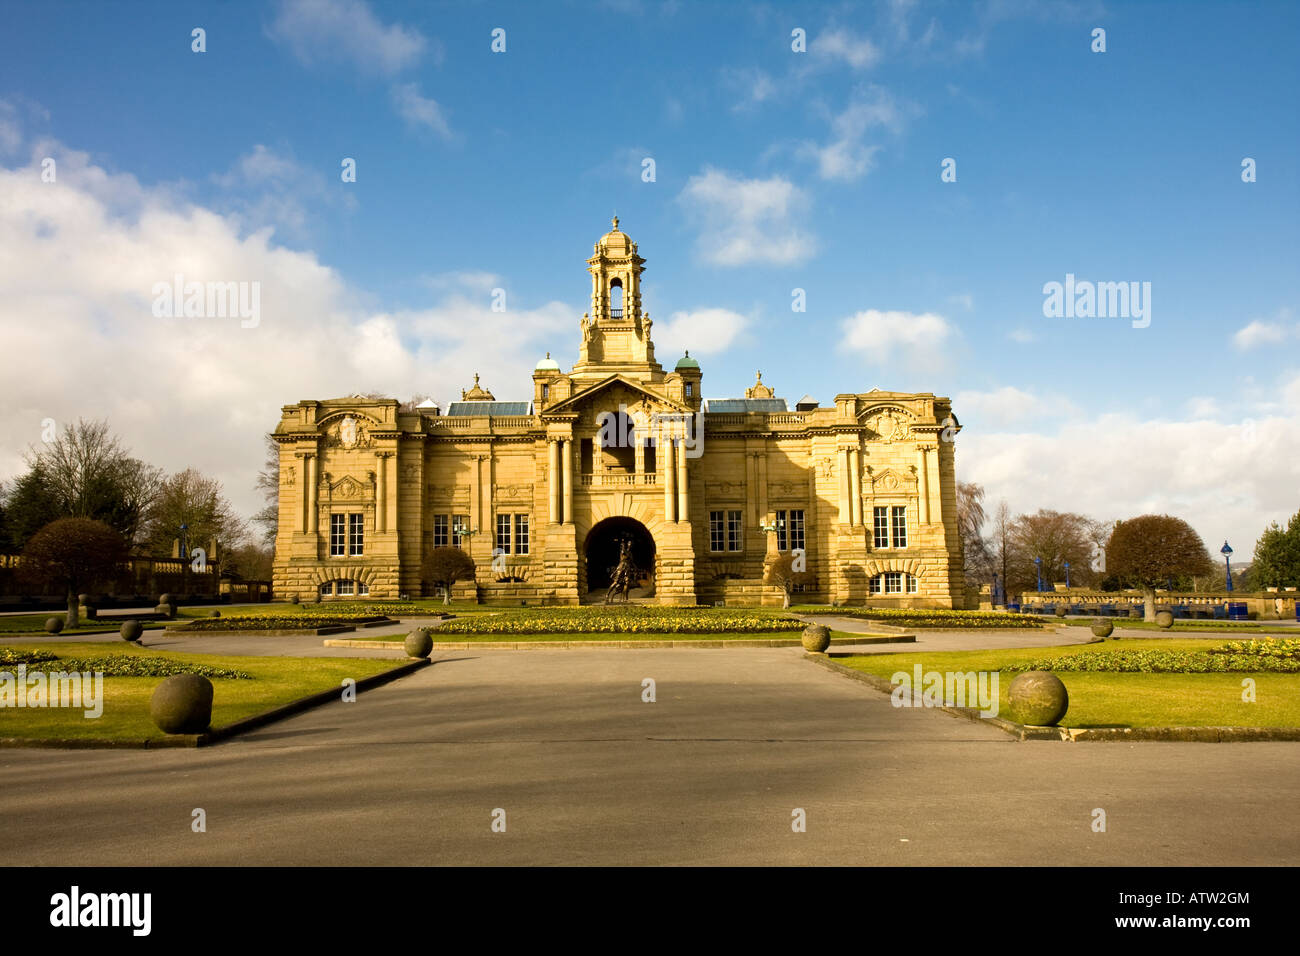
[869,572,919,595]
[319,579,369,599]
[609,278,624,318]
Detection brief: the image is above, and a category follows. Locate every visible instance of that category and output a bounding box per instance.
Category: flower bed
[0,647,250,678]
[797,606,1046,628]
[182,614,391,632]
[435,606,804,635]
[1004,650,1300,674]
[1212,638,1300,659]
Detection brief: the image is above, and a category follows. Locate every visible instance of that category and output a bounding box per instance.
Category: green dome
[534,351,561,372]
[675,350,699,370]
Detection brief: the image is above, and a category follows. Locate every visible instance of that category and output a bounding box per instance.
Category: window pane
[709,511,724,552]
[892,506,907,548]
[790,510,805,551]
[358,581,369,595]
[515,514,529,555]
[496,513,511,554]
[870,574,883,594]
[319,581,332,596]
[776,510,787,551]
[453,515,468,547]
[727,510,742,552]
[873,507,889,548]
[885,571,902,593]
[330,514,345,556]
[349,513,364,556]
[433,514,448,548]
[338,579,354,596]
[906,574,918,593]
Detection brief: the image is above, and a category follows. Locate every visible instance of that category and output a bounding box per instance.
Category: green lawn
[0,642,402,742]
[834,638,1300,728]
[0,614,166,637]
[1081,619,1268,632]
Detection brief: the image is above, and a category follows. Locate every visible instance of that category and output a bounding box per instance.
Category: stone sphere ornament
[1008,671,1069,726]
[150,674,214,735]
[1055,604,1068,618]
[404,628,434,659]
[1091,619,1114,639]
[158,594,173,606]
[801,624,831,653]
[209,609,222,617]
[120,620,143,642]
[45,616,64,634]
[1155,610,1174,629]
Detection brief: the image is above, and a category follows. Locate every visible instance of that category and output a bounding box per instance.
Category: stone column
[297,453,309,533]
[376,453,388,532]
[675,438,688,522]
[548,440,559,524]
[562,439,573,524]
[306,454,318,534]
[837,447,850,524]
[917,445,931,524]
[927,444,942,526]
[849,447,862,527]
[663,437,676,521]
[634,434,645,477]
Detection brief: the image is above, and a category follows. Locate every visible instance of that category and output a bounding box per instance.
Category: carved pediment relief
[859,405,915,443]
[493,483,535,500]
[322,413,376,449]
[705,480,746,496]
[867,467,918,494]
[327,474,374,501]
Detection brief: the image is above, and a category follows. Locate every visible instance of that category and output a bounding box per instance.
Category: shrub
[1004,650,1300,674]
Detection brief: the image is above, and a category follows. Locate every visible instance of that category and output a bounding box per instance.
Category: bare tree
[143,468,247,571]
[956,481,992,584]
[253,434,280,548]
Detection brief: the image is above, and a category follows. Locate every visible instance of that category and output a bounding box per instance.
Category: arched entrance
[584,517,655,595]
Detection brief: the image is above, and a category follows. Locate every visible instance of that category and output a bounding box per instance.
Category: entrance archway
[584,517,655,594]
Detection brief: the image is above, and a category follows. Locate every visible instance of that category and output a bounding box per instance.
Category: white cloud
[652,308,750,358]
[211,144,355,239]
[1233,309,1295,349]
[812,29,882,69]
[958,378,1300,556]
[799,86,910,182]
[0,137,572,527]
[268,0,427,75]
[1008,327,1037,343]
[722,67,778,111]
[839,309,957,367]
[954,386,1043,427]
[390,83,454,139]
[678,168,816,267]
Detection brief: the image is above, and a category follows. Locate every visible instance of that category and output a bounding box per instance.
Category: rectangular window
[348,513,364,556]
[433,514,448,548]
[496,513,511,554]
[726,510,742,552]
[338,579,354,596]
[358,581,369,596]
[885,571,903,594]
[906,575,918,594]
[330,514,346,556]
[709,511,725,552]
[514,514,529,555]
[873,507,889,549]
[685,382,693,398]
[776,510,788,552]
[870,575,883,595]
[453,514,469,547]
[319,581,333,597]
[788,510,805,552]
[891,506,907,549]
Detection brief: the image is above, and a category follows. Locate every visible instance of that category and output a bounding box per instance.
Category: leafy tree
[421,546,476,604]
[956,481,992,585]
[20,518,128,628]
[143,468,247,573]
[1007,509,1104,595]
[1250,510,1300,589]
[1106,514,1213,621]
[17,419,162,546]
[225,541,274,581]
[252,434,280,549]
[763,552,815,609]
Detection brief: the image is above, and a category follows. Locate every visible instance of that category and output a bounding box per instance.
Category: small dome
[675,350,699,371]
[534,351,561,372]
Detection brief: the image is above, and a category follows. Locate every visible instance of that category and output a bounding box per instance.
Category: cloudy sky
[0,0,1297,554]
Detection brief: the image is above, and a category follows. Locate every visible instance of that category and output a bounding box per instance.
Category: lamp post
[1064,561,1071,589]
[1034,556,1043,593]
[179,523,189,596]
[1221,541,1234,593]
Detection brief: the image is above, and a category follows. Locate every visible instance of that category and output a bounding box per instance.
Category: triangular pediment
[541,374,689,419]
[867,467,918,493]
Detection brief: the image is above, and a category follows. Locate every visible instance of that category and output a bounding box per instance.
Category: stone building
[271,219,965,606]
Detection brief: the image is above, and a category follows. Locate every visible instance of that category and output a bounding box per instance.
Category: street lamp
[1221,541,1234,593]
[179,523,189,595]
[1034,556,1043,593]
[1064,561,1071,589]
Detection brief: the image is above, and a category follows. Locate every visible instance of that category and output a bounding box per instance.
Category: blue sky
[1,0,1297,551]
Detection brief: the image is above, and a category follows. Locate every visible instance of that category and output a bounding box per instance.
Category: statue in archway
[605,538,638,604]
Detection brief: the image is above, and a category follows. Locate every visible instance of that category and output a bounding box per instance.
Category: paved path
[798,615,1098,654]
[2,647,1296,865]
